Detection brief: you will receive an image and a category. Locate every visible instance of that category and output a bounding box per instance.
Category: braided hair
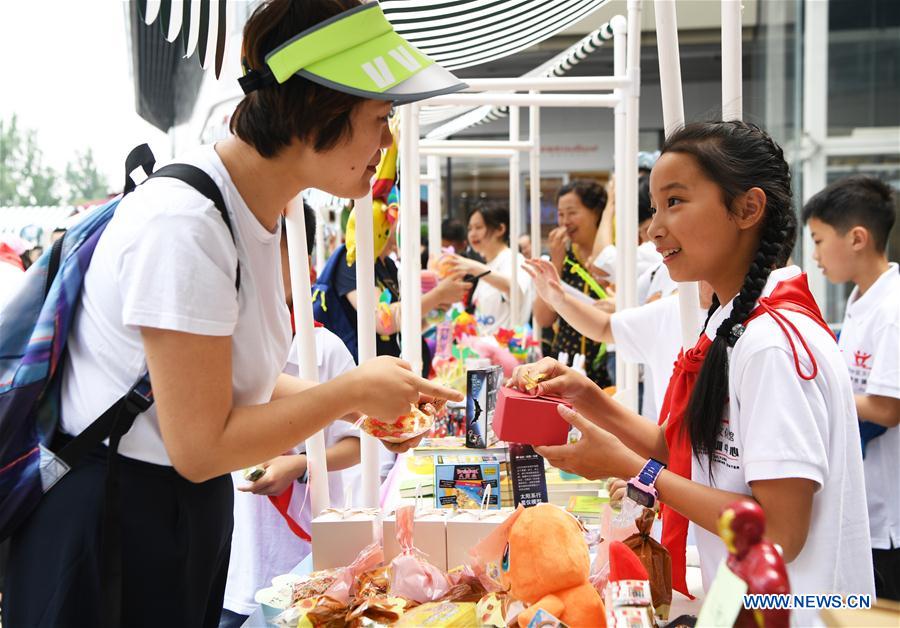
[661,121,796,476]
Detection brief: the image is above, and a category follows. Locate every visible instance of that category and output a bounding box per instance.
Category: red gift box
[493,386,572,446]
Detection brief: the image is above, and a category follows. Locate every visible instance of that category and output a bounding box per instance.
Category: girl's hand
[607,477,627,508]
[523,258,565,305]
[535,406,642,481]
[506,358,595,407]
[239,455,306,496]
[349,356,464,420]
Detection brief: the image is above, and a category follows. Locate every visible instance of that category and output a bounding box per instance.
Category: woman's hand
[523,258,565,305]
[547,226,568,269]
[535,406,643,481]
[445,254,487,277]
[433,272,472,306]
[348,356,463,420]
[506,358,595,407]
[238,454,306,496]
[381,432,426,454]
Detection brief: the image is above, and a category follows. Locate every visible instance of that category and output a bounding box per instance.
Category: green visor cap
[264,3,467,104]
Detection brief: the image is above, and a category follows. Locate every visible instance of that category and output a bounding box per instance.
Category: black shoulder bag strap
[52,145,240,628]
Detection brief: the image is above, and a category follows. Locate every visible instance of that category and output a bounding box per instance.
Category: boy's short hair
[441,218,466,243]
[230,0,365,158]
[801,175,896,252]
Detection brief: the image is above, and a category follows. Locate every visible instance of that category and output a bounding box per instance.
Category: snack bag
[590,502,640,593]
[389,505,452,603]
[623,508,672,619]
[345,596,411,627]
[321,542,384,605]
[359,399,447,443]
[394,601,477,627]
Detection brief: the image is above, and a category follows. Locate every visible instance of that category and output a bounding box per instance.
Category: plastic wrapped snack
[359,399,447,444]
[390,505,452,603]
[623,508,672,619]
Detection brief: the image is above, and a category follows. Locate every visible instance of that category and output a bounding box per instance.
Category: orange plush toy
[502,504,607,627]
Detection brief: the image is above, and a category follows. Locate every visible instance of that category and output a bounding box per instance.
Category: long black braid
[662,121,796,477]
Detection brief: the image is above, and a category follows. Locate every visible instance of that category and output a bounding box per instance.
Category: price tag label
[697,561,748,628]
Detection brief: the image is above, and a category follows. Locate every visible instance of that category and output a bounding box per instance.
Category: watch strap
[638,458,665,487]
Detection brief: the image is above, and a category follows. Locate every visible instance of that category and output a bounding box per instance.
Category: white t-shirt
[592,241,662,285]
[636,261,679,306]
[472,247,532,334]
[60,145,292,465]
[689,267,875,619]
[224,327,360,615]
[611,295,706,421]
[838,263,900,550]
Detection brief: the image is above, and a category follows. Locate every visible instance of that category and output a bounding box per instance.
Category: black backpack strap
[44,235,65,298]
[54,374,152,468]
[148,163,241,291]
[123,144,156,195]
[52,373,151,628]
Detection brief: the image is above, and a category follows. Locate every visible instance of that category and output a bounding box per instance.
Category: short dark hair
[467,204,510,243]
[303,201,317,252]
[638,175,652,224]
[556,179,608,220]
[441,218,466,243]
[801,175,896,253]
[230,0,366,157]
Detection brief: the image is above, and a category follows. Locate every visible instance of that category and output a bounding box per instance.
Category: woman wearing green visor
[2,2,466,627]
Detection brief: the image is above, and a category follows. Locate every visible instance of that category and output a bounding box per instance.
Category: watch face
[627,484,653,508]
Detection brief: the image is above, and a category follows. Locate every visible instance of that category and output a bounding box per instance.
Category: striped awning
[142,0,608,77]
[424,19,615,138]
[380,0,607,70]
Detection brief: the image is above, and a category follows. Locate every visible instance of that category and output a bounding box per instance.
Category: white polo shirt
[611,294,706,421]
[838,263,900,550]
[636,260,679,306]
[691,267,875,618]
[592,241,662,284]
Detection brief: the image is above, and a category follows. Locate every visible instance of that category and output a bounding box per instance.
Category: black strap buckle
[238,67,277,95]
[123,381,153,416]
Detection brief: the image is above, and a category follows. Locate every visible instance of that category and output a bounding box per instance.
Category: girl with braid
[507,121,875,619]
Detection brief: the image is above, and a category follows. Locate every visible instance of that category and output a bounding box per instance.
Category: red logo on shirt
[854,351,872,368]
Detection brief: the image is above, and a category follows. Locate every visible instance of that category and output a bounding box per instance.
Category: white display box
[310,509,379,571]
[445,508,515,570]
[382,509,449,571]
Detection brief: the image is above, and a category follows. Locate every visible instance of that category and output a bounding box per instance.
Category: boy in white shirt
[220,206,362,627]
[804,174,900,601]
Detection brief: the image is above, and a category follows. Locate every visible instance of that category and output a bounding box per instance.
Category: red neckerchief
[658,273,833,597]
[269,319,324,541]
[268,484,312,542]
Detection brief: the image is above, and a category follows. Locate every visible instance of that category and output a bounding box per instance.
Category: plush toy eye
[501,542,510,572]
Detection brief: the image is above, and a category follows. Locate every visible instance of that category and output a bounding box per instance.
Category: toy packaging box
[466,365,503,448]
[434,454,501,510]
[493,386,571,446]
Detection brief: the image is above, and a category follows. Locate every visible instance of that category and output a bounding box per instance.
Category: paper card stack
[382,509,449,571]
[445,508,515,570]
[310,509,379,571]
